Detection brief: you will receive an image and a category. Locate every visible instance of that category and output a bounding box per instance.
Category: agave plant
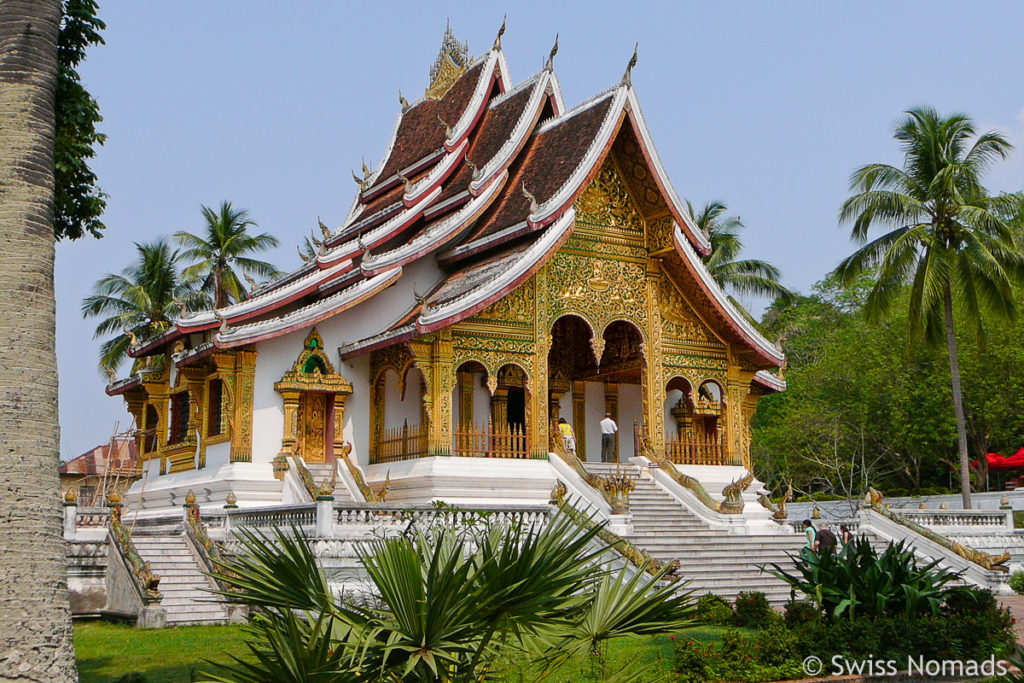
[764,536,961,620]
[203,508,694,682]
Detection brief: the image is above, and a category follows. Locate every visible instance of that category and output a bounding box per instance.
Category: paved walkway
[1000,594,1024,644]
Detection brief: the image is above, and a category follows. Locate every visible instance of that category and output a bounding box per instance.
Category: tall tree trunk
[944,282,972,509]
[0,2,78,680]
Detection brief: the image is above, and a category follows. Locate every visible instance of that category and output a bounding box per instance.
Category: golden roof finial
[317,216,331,241]
[184,489,197,506]
[545,34,559,71]
[426,21,470,100]
[399,89,409,110]
[521,182,539,214]
[621,42,638,86]
[64,488,77,504]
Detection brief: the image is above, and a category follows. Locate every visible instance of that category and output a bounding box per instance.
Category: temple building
[108,25,785,513]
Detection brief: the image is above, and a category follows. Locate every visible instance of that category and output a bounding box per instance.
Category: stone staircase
[131,524,230,625]
[304,461,354,502]
[584,462,806,604]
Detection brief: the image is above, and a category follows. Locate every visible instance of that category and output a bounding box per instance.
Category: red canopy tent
[974,447,1024,472]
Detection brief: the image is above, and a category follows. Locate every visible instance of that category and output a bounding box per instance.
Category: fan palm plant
[174,201,280,308]
[688,200,791,317]
[204,508,694,682]
[81,238,204,374]
[835,107,1024,508]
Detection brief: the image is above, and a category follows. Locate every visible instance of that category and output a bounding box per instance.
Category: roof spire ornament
[426,21,470,100]
[413,285,430,315]
[243,273,259,292]
[492,15,506,50]
[352,170,367,191]
[621,43,638,86]
[437,113,452,139]
[397,171,413,194]
[213,310,230,335]
[545,34,559,71]
[464,156,480,180]
[310,229,323,249]
[521,182,539,214]
[399,89,409,110]
[297,244,314,263]
[317,216,331,241]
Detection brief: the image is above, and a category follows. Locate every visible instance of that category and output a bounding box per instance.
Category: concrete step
[131,532,230,624]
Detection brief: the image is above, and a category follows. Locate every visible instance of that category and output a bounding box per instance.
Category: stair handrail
[867,499,1010,573]
[549,422,619,510]
[336,443,372,502]
[550,488,677,579]
[181,496,235,593]
[106,493,161,603]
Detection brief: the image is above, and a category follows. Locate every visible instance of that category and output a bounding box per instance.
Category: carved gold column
[230,348,258,463]
[571,380,586,459]
[278,389,301,459]
[457,370,474,427]
[724,362,755,467]
[549,378,569,423]
[670,399,692,439]
[491,388,508,426]
[332,393,346,456]
[645,262,666,455]
[429,330,454,455]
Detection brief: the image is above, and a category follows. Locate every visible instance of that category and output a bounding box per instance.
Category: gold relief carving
[647,216,674,253]
[547,251,648,335]
[370,343,415,388]
[574,160,644,236]
[231,349,258,463]
[659,277,713,344]
[646,273,666,453]
[663,353,728,372]
[564,232,648,261]
[472,278,535,324]
[425,26,469,101]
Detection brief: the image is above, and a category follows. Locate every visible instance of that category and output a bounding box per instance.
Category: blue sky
[58,1,1024,458]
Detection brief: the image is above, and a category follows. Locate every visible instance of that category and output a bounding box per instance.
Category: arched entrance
[452,360,531,458]
[547,316,644,462]
[662,376,726,465]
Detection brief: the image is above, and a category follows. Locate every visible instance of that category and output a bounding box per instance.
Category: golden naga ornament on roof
[425,21,470,101]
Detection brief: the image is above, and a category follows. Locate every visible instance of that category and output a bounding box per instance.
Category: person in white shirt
[599,412,618,463]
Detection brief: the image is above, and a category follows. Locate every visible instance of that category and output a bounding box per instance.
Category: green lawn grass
[74,620,741,682]
[74,621,250,683]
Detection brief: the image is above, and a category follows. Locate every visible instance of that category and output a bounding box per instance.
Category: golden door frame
[274,329,353,463]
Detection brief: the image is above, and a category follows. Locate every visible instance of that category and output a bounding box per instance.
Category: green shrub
[694,593,732,625]
[672,637,709,683]
[764,537,960,620]
[1009,570,1024,594]
[783,598,818,627]
[732,591,773,628]
[755,620,798,666]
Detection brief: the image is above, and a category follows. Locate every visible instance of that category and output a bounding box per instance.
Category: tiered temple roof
[113,25,783,394]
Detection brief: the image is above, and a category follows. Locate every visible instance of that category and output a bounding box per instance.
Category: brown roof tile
[60,439,139,476]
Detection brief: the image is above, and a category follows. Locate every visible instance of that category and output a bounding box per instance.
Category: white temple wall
[618,383,641,459]
[473,380,490,427]
[384,367,422,430]
[584,381,605,462]
[250,332,295,465]
[205,441,231,470]
[340,353,371,467]
[557,391,572,427]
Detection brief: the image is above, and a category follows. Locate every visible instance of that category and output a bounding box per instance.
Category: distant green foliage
[1009,570,1024,594]
[55,0,107,240]
[783,599,819,627]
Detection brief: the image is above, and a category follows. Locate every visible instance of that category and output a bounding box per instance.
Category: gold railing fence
[455,419,529,459]
[371,420,429,465]
[666,434,727,466]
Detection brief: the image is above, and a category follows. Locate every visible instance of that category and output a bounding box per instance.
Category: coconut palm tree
[687,200,792,314]
[175,201,280,308]
[835,107,1024,508]
[82,238,205,374]
[0,2,79,679]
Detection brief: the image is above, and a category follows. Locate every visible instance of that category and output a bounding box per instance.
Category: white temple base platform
[363,457,557,507]
[123,462,284,519]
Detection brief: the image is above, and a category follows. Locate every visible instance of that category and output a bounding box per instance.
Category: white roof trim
[535,87,617,134]
[530,88,626,225]
[317,187,442,266]
[178,260,352,329]
[470,72,550,193]
[418,208,575,328]
[441,220,528,262]
[624,88,710,252]
[672,225,783,364]
[547,70,566,115]
[363,171,507,273]
[755,370,786,391]
[215,268,402,345]
[494,49,511,94]
[405,138,468,203]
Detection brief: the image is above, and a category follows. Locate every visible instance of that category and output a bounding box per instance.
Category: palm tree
[835,107,1024,508]
[174,201,280,308]
[206,508,693,682]
[0,2,79,679]
[687,200,792,315]
[82,238,205,374]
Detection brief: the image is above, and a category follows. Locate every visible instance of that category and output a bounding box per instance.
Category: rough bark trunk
[944,282,972,510]
[0,2,78,680]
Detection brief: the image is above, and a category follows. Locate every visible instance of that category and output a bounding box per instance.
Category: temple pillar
[491,388,508,426]
[429,330,454,455]
[278,389,301,458]
[230,348,257,462]
[670,399,692,439]
[549,378,569,423]
[332,393,347,457]
[182,366,206,470]
[644,262,666,455]
[725,362,755,467]
[571,380,586,459]
[457,370,474,427]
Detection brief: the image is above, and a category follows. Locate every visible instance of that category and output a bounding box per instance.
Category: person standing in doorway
[558,417,576,457]
[600,412,618,463]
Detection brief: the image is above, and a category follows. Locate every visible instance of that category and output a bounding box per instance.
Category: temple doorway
[296,392,328,463]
